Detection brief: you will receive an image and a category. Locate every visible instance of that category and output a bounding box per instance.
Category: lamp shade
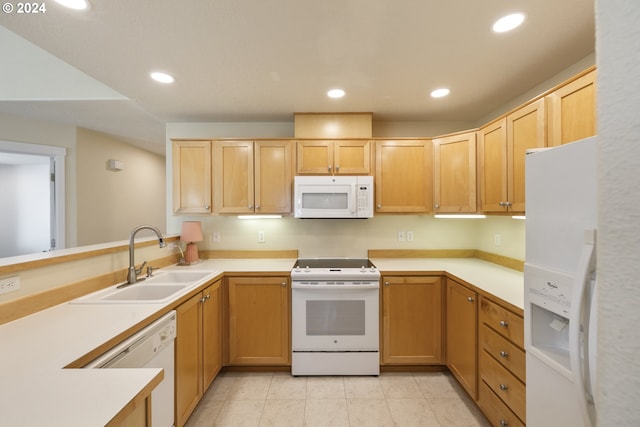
[180,221,203,242]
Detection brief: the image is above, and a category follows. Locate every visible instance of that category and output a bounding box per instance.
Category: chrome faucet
[127,225,166,284]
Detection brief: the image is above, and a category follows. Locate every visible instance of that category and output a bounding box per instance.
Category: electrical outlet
[0,276,20,295]
[213,231,221,243]
[258,230,266,243]
[397,231,406,242]
[407,231,414,241]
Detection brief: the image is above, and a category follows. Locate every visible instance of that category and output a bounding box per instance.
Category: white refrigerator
[524,136,597,427]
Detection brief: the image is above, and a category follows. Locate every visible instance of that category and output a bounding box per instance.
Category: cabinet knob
[255,205,261,210]
[377,204,382,209]
[204,204,210,210]
[385,281,390,287]
[467,296,475,303]
[500,420,509,427]
[328,165,332,172]
[248,204,253,209]
[499,350,509,358]
[505,201,512,207]
[499,383,509,391]
[499,320,509,328]
[200,296,206,304]
[281,281,287,287]
[499,201,506,207]
[434,204,440,209]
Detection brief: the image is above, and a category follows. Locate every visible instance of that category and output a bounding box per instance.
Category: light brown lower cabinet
[478,296,526,426]
[227,276,290,365]
[445,278,478,400]
[175,280,222,427]
[381,275,443,364]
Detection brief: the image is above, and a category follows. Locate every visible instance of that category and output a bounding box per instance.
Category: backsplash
[168,214,525,260]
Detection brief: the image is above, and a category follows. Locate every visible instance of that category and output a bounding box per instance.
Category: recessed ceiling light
[327,89,345,99]
[150,72,175,84]
[54,0,90,10]
[492,13,525,33]
[430,88,450,98]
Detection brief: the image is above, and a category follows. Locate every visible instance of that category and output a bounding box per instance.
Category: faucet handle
[146,265,156,278]
[136,261,148,275]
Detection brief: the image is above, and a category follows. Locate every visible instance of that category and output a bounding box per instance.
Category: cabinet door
[202,280,222,391]
[175,293,203,427]
[382,276,443,364]
[172,140,212,214]
[375,140,433,213]
[446,278,478,400]
[334,140,371,174]
[296,140,334,174]
[547,69,596,147]
[255,140,293,213]
[213,140,254,213]
[507,98,546,213]
[227,276,290,365]
[479,119,509,212]
[433,132,477,213]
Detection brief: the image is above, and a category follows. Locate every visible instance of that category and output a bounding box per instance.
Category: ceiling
[0,0,595,155]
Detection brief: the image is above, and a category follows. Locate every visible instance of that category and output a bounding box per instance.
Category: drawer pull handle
[499,351,509,358]
[499,383,509,391]
[500,420,509,427]
[499,320,509,328]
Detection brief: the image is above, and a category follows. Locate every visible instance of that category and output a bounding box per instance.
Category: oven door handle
[291,283,380,290]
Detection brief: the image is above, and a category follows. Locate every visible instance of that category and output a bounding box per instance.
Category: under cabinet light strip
[434,214,487,219]
[237,215,283,220]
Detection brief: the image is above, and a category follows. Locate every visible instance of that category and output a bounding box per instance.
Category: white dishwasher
[84,310,177,427]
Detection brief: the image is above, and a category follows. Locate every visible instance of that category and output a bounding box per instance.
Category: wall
[0,113,78,246]
[596,0,640,424]
[169,214,523,260]
[76,128,166,245]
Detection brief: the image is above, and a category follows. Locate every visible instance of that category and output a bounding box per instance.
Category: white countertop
[371,258,524,309]
[0,256,520,426]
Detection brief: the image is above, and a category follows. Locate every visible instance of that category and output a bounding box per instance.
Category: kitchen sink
[101,284,187,301]
[71,283,190,304]
[70,269,214,304]
[145,271,212,284]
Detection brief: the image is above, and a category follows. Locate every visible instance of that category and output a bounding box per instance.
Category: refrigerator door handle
[569,237,596,427]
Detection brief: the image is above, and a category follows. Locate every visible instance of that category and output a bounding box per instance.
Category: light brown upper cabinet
[375,140,433,213]
[213,140,293,214]
[479,98,546,213]
[172,140,212,214]
[547,68,596,146]
[296,140,371,175]
[433,132,477,213]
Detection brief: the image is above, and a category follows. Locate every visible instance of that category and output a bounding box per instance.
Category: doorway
[0,140,66,258]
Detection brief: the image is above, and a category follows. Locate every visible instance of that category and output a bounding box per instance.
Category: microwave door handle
[351,184,356,214]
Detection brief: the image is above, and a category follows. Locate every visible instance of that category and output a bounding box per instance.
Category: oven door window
[306,300,365,335]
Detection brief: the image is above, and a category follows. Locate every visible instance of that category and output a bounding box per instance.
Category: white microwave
[294,175,374,218]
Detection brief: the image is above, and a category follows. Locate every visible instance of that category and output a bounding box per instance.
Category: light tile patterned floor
[185,371,491,427]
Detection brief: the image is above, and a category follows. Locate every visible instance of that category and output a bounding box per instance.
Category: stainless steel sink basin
[145,271,212,284]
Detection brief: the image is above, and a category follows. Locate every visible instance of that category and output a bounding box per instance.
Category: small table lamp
[181,221,203,264]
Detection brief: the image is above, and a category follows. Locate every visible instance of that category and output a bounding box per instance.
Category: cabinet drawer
[480,350,526,421]
[480,324,526,382]
[478,381,525,427]
[480,298,524,348]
